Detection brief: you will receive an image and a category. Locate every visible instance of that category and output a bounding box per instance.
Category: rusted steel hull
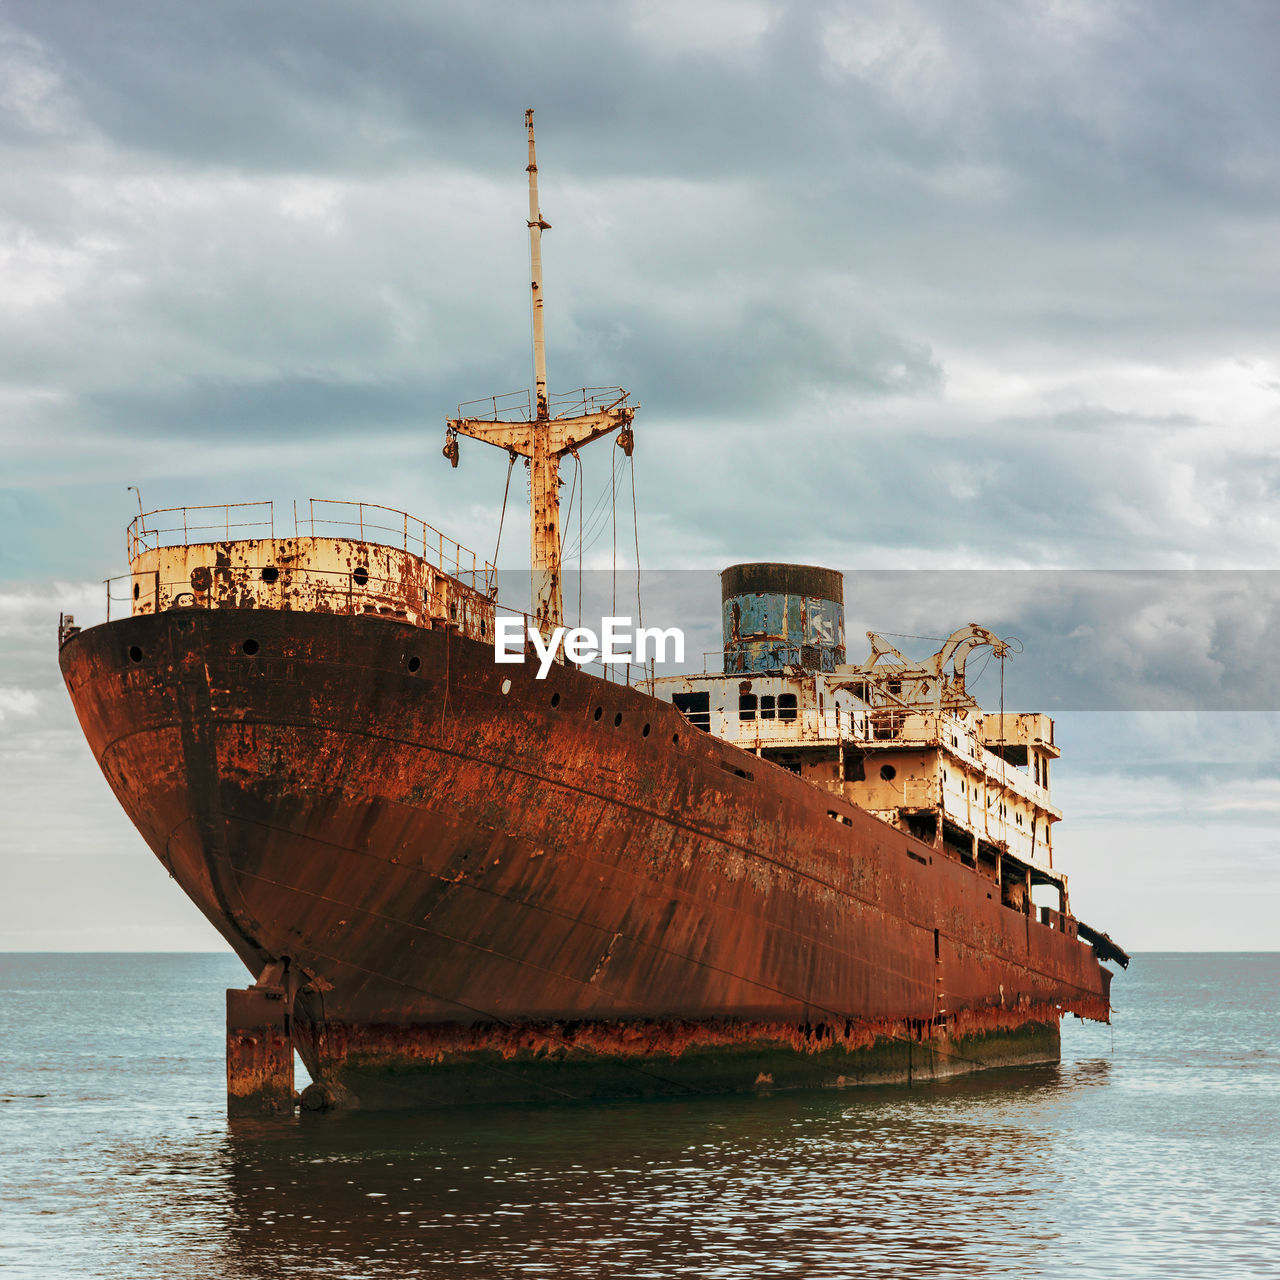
[226,985,294,1116]
[59,609,1112,1108]
[291,1016,1064,1109]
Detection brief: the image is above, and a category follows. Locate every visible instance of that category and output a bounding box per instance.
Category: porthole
[352,566,369,587]
[128,645,143,663]
[672,732,680,744]
[550,692,561,708]
[242,638,259,656]
[642,723,651,737]
[613,712,623,727]
[407,656,421,673]
[593,706,603,722]
[880,764,896,781]
[261,566,279,584]
[480,619,487,637]
[500,678,512,695]
[132,582,140,600]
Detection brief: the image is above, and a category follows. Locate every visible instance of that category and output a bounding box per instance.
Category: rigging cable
[999,647,1007,855]
[611,440,618,616]
[578,450,583,626]
[968,649,994,690]
[560,452,625,561]
[558,450,579,557]
[490,450,518,585]
[630,451,648,689]
[880,631,947,643]
[558,450,580,625]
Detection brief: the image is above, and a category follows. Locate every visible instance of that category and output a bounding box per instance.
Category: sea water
[1,953,1276,1279]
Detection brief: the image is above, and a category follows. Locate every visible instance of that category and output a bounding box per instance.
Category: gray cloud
[3,4,1278,488]
[4,1,1280,947]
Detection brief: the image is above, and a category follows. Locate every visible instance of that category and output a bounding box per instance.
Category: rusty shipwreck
[57,111,1126,1114]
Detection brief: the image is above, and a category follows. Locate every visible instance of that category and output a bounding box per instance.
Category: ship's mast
[445,109,636,634]
[527,108,549,420]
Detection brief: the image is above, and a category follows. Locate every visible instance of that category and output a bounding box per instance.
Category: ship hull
[60,609,1110,1108]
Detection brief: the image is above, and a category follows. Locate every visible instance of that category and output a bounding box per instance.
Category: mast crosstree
[444,108,636,633]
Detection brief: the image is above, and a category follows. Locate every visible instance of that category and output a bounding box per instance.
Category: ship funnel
[721,563,845,674]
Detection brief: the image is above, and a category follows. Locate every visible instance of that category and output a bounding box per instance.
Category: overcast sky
[3,0,1279,952]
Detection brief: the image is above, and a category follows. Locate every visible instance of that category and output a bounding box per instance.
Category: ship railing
[103,573,138,624]
[304,500,493,593]
[577,654,655,692]
[105,560,496,624]
[127,502,275,562]
[547,387,632,418]
[452,387,633,424]
[454,389,533,422]
[126,500,494,594]
[725,708,845,746]
[725,705,942,748]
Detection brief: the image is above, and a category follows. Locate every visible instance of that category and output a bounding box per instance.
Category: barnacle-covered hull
[60,607,1111,1110]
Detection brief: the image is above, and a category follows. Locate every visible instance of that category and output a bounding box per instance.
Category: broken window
[672,691,711,732]
[778,693,798,721]
[871,710,903,740]
[739,693,757,722]
[760,695,776,720]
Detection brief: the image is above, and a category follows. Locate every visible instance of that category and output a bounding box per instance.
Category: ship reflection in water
[213,1067,1106,1279]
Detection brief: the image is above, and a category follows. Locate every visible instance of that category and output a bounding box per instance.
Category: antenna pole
[526,109,550,420]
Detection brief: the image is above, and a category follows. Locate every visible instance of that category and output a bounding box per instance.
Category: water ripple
[1,954,1278,1279]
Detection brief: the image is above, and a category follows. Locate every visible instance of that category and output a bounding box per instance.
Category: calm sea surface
[1,953,1276,1279]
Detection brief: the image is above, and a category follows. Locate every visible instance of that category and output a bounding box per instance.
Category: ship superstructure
[656,564,1082,939]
